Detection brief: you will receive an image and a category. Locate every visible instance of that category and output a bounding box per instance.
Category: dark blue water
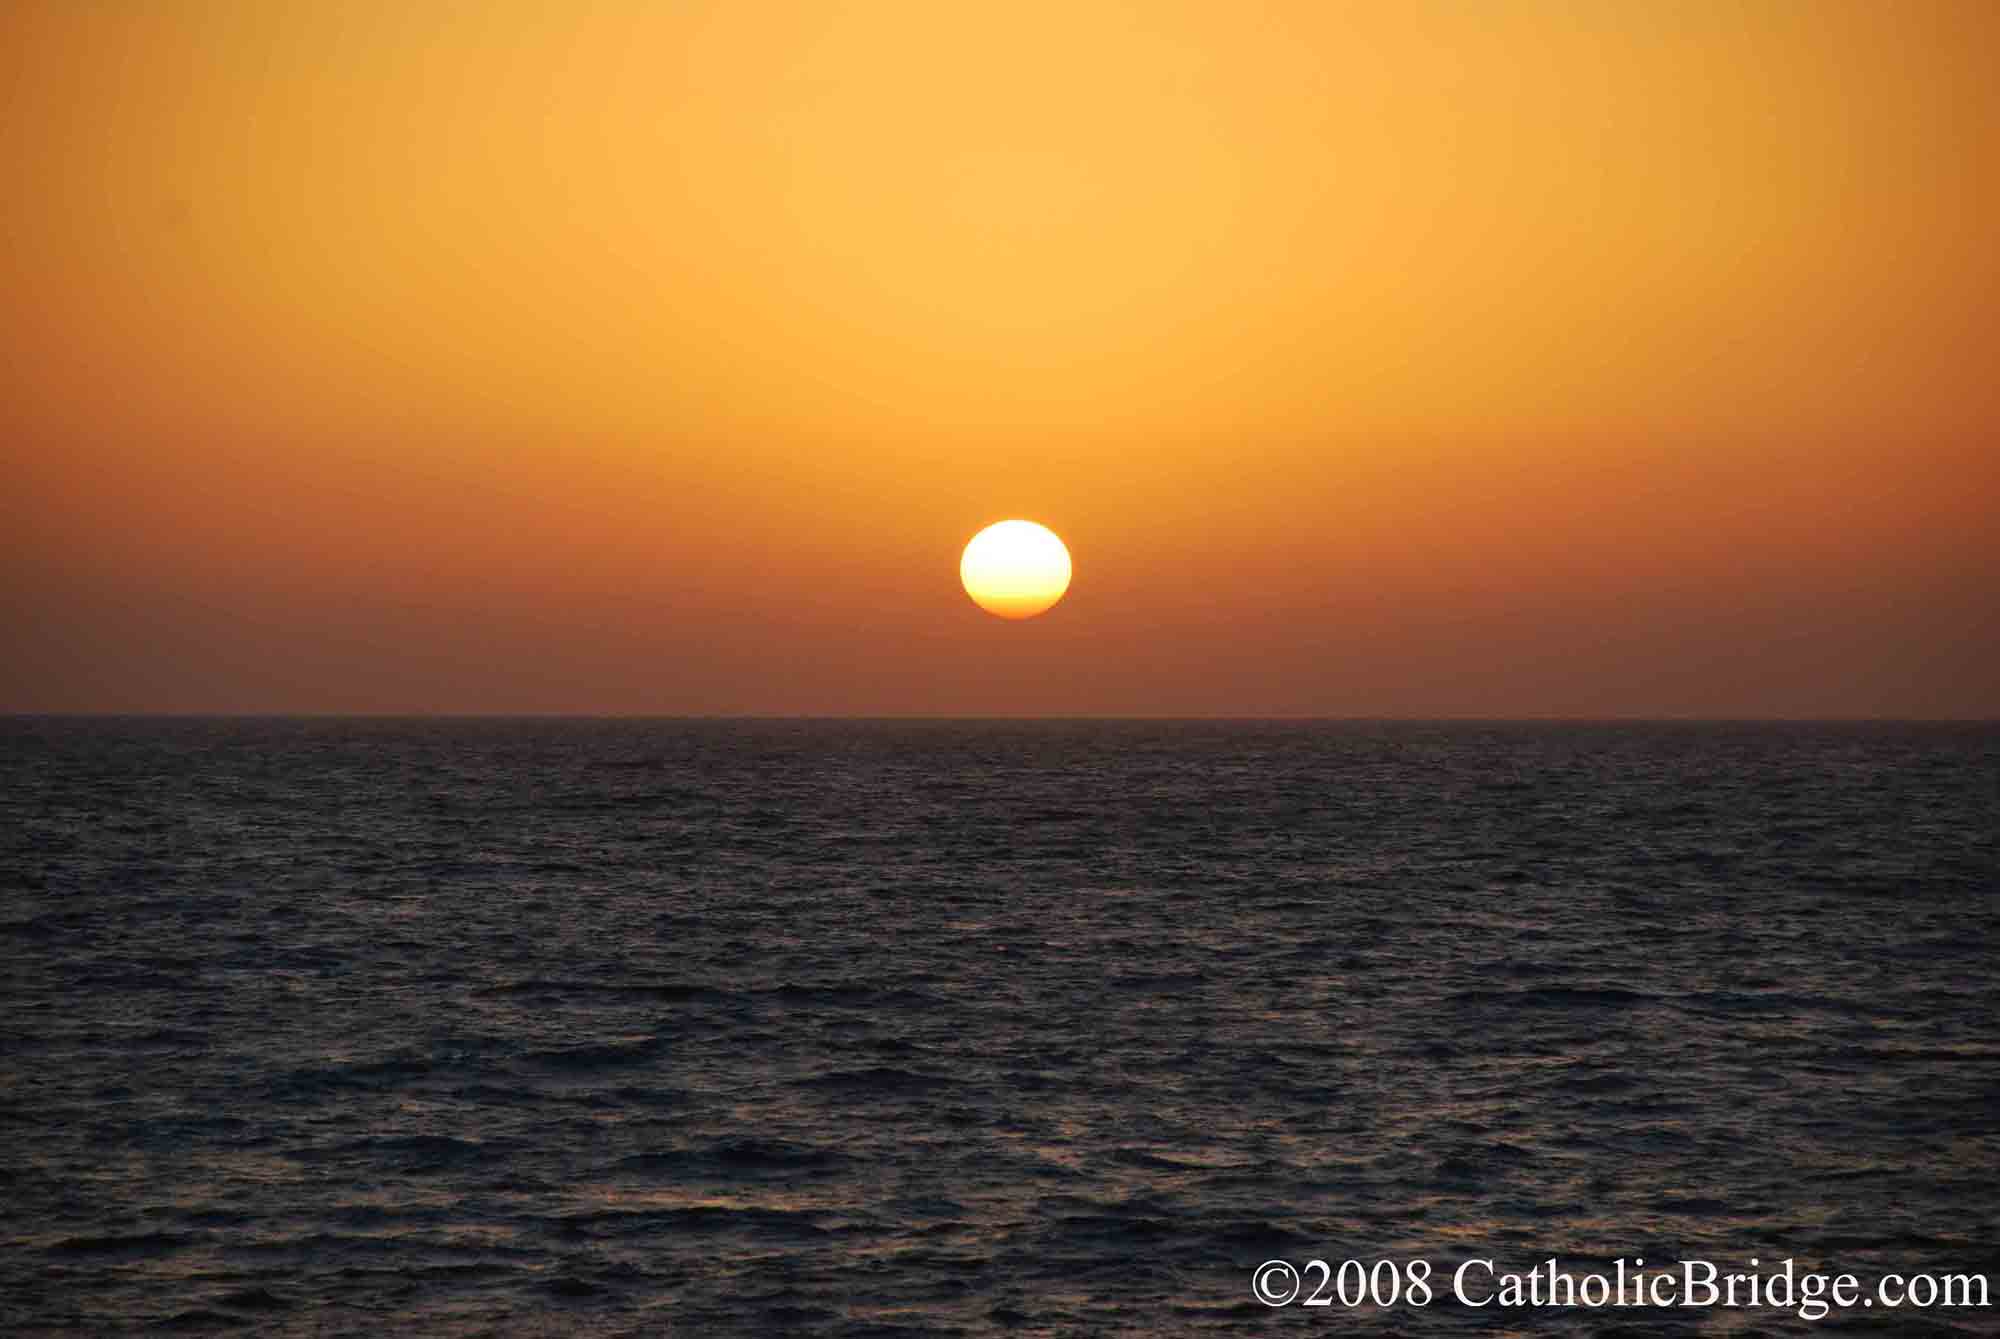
[3,719,1996,1335]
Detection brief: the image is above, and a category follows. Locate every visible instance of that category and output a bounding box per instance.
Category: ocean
[2,718,1995,1335]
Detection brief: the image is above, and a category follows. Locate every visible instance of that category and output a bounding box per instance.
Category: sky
[3,0,1995,716]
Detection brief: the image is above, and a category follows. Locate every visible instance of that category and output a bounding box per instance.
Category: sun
[960,520,1072,620]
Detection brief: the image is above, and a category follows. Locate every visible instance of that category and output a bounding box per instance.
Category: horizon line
[4,712,1996,725]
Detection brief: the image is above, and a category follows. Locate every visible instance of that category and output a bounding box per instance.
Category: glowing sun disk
[960,520,1072,619]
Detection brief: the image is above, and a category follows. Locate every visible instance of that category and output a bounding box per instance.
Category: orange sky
[3,1,1995,715]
